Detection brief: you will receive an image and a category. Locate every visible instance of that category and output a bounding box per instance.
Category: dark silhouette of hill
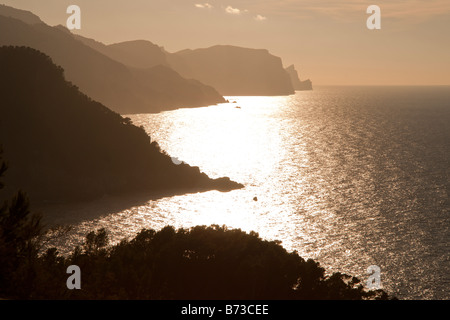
[0,4,43,25]
[108,40,169,68]
[74,36,225,111]
[0,106,392,302]
[285,65,313,91]
[0,46,243,204]
[0,8,225,114]
[76,36,169,69]
[167,45,295,96]
[132,65,228,112]
[77,38,302,97]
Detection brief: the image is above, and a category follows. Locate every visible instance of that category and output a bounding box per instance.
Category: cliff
[0,6,225,114]
[167,45,295,96]
[285,65,313,91]
[75,37,170,69]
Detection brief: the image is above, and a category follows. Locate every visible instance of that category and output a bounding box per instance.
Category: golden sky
[3,0,450,85]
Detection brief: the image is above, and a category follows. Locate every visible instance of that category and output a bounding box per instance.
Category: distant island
[0,46,243,204]
[0,4,312,114]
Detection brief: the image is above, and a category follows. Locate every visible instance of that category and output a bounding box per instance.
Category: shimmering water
[42,86,450,299]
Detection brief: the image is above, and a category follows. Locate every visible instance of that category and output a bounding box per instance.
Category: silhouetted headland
[168,45,296,96]
[0,5,225,114]
[285,65,313,91]
[75,37,170,70]
[0,46,243,205]
[77,38,304,97]
[0,168,393,301]
[1,129,394,300]
[78,39,306,97]
[1,4,314,108]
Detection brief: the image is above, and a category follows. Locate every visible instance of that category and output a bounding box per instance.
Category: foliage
[0,148,42,299]
[0,150,392,299]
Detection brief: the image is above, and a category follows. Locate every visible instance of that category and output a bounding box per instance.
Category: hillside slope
[168,45,295,96]
[0,46,243,204]
[0,6,225,114]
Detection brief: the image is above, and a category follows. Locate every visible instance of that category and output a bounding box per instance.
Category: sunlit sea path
[42,86,450,300]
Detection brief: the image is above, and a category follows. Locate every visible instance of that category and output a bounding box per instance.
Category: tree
[0,146,43,298]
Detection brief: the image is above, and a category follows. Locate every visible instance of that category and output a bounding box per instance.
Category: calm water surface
[43,86,450,299]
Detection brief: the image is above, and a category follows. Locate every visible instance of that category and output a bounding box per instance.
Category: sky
[2,0,450,85]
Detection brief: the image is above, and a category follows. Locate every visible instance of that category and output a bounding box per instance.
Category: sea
[42,86,450,300]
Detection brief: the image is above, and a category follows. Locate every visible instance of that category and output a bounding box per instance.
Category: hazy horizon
[2,1,450,85]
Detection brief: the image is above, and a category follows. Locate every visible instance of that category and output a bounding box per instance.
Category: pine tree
[0,146,43,298]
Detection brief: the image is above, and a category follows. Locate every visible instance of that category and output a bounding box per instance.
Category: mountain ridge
[166,44,296,96]
[0,4,43,25]
[0,9,225,114]
[0,46,243,204]
[0,4,313,107]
